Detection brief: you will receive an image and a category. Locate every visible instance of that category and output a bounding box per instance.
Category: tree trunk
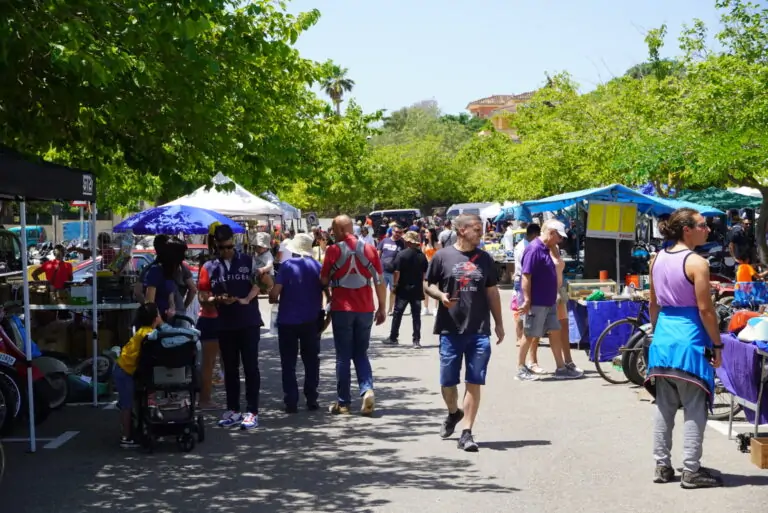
[756,186,768,264]
[335,100,341,116]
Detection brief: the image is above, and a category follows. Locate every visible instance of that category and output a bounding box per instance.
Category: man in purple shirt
[269,233,327,413]
[517,220,582,381]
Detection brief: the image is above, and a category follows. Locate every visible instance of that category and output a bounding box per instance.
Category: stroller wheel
[196,416,205,443]
[177,434,195,452]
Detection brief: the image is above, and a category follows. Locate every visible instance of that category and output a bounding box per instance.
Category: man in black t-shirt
[425,213,504,453]
[727,216,753,263]
[383,231,428,347]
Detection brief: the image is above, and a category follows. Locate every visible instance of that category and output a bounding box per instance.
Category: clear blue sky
[287,0,724,115]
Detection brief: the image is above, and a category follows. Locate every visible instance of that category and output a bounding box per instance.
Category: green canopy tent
[675,187,761,211]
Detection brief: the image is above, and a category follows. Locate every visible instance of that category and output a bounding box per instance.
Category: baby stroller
[133,315,205,452]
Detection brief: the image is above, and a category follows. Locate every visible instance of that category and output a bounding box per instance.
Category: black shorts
[196,316,219,341]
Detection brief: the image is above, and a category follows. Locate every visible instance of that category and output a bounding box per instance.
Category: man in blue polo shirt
[516,219,582,381]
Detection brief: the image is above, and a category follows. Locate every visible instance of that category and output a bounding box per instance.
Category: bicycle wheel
[594,318,641,385]
[709,378,743,421]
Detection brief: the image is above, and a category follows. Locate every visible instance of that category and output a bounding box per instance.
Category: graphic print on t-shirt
[452,256,483,296]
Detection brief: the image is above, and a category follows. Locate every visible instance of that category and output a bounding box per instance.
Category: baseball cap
[546,219,568,237]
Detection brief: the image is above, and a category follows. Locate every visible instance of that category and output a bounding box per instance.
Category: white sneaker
[240,412,259,430]
[528,363,547,375]
[218,410,243,427]
[565,361,584,374]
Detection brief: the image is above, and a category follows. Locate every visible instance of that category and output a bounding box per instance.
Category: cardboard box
[751,436,768,469]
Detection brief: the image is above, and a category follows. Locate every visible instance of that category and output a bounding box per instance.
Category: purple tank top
[652,249,698,307]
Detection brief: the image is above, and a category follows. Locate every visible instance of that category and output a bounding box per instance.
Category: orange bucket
[599,270,609,281]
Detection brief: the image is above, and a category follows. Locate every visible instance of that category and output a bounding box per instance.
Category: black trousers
[278,321,321,407]
[218,325,260,414]
[389,296,422,342]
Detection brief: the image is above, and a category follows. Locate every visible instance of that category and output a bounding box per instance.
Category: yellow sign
[586,201,637,241]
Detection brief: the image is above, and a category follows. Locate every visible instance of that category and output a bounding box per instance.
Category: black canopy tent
[0,144,97,452]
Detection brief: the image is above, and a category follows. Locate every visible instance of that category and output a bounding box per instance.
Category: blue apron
[645,306,715,406]
[209,252,261,330]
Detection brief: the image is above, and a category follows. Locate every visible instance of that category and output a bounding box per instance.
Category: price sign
[586,201,637,241]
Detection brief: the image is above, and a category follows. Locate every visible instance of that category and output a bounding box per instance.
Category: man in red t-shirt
[321,215,386,416]
[31,245,73,290]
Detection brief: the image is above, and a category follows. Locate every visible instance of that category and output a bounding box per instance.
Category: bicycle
[593,298,741,420]
[593,299,650,385]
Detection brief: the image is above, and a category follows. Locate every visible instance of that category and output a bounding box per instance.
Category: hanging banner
[586,201,637,241]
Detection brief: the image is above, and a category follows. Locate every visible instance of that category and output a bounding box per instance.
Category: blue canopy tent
[519,184,723,218]
[517,184,724,282]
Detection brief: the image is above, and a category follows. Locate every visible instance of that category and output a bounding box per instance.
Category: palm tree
[322,64,355,115]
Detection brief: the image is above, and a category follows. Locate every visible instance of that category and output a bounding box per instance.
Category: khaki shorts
[523,305,560,338]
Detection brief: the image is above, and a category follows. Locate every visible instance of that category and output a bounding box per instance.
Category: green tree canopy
[0,1,334,211]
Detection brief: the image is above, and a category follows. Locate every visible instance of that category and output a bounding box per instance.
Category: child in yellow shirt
[114,303,162,448]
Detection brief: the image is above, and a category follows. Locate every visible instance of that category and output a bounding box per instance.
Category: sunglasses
[218,244,235,250]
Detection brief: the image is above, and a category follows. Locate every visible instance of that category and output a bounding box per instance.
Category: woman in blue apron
[646,208,724,489]
[205,225,272,430]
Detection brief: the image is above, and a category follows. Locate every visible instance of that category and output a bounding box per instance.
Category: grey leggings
[653,377,708,472]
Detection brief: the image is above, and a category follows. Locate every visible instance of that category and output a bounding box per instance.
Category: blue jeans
[331,311,374,405]
[278,321,320,408]
[439,334,492,387]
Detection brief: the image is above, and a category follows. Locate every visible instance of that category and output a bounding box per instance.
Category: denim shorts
[439,334,492,387]
[383,272,394,290]
[113,365,135,411]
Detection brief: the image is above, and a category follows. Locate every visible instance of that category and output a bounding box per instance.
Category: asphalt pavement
[1,289,767,513]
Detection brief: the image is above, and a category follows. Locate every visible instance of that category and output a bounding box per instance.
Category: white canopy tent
[728,186,762,199]
[164,172,283,218]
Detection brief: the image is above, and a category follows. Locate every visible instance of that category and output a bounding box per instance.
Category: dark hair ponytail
[658,208,699,241]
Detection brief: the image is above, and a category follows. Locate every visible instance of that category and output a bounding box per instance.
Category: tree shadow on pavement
[0,334,518,513]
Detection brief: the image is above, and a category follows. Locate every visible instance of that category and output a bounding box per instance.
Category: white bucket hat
[286,233,314,257]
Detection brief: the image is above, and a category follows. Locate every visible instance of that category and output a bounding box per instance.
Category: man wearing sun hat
[384,230,429,347]
[269,233,324,413]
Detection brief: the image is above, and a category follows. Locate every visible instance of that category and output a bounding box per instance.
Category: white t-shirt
[502,228,516,252]
[360,234,375,246]
[279,240,292,263]
[513,238,530,281]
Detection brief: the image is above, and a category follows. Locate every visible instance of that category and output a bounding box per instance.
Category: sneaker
[328,402,351,415]
[515,366,540,381]
[382,338,398,345]
[457,430,479,452]
[654,465,675,484]
[412,341,422,349]
[120,437,139,448]
[307,402,320,411]
[240,412,259,430]
[554,367,585,380]
[681,467,724,489]
[285,405,299,414]
[361,390,375,416]
[217,410,243,427]
[565,361,584,374]
[528,363,547,374]
[440,409,464,438]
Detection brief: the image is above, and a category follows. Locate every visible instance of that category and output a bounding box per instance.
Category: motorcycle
[0,306,59,434]
[3,312,70,410]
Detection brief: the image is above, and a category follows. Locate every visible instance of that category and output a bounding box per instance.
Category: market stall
[163,172,283,219]
[517,184,723,351]
[0,144,97,452]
